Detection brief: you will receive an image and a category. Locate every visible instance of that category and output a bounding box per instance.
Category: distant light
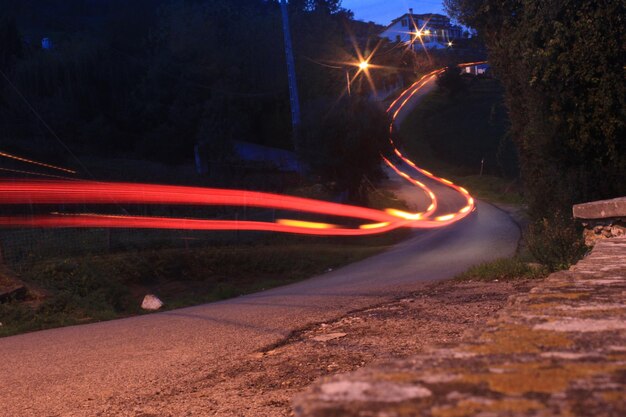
[424,30,431,35]
[414,31,422,37]
[41,37,53,50]
[359,61,369,70]
[448,41,453,47]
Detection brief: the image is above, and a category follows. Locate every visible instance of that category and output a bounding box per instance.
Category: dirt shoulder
[111,279,537,417]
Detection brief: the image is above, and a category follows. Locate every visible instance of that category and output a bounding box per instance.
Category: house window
[396,35,401,42]
[401,19,408,27]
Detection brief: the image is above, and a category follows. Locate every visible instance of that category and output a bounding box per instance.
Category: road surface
[0,74,519,416]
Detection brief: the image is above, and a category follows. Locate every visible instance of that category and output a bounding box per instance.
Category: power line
[0,69,92,177]
[0,166,76,180]
[302,55,344,69]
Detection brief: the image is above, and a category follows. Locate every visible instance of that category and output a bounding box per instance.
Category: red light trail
[0,65,482,235]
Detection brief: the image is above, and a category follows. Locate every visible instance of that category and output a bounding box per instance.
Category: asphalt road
[0,74,520,416]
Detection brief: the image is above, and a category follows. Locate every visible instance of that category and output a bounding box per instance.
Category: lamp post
[279,0,301,150]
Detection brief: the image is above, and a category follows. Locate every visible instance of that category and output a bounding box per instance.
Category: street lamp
[345,60,371,96]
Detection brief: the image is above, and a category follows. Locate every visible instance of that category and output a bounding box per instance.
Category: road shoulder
[105,279,537,416]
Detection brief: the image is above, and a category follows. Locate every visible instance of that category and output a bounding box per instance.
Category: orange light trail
[0,150,76,174]
[384,69,476,224]
[0,64,480,235]
[0,167,74,180]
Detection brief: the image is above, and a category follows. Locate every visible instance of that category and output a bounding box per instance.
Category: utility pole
[279,0,301,151]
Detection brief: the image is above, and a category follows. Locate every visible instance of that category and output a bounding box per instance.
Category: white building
[380,10,463,50]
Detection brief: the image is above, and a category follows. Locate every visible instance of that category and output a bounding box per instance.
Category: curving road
[0,72,519,416]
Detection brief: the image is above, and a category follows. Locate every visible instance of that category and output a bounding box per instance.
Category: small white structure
[380,10,462,50]
[464,63,490,75]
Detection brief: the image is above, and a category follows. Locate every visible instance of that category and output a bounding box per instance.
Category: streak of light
[0,181,399,224]
[385,209,422,221]
[277,219,336,229]
[0,167,74,180]
[359,222,390,230]
[435,214,455,222]
[0,150,76,174]
[0,214,403,236]
[384,67,477,227]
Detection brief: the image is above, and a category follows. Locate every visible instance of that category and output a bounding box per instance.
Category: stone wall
[573,197,626,246]
[294,237,626,416]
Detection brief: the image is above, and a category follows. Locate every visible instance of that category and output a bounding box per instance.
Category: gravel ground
[107,279,536,417]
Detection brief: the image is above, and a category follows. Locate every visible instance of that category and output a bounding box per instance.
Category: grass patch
[0,242,389,337]
[455,258,548,282]
[449,174,523,205]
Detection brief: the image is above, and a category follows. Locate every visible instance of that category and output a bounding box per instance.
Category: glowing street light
[344,59,373,96]
[447,41,453,47]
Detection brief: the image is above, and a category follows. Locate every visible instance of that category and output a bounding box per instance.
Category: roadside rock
[141,294,164,311]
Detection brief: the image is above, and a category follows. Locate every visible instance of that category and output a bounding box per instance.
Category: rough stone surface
[573,197,626,220]
[575,197,626,246]
[294,237,626,417]
[312,333,347,342]
[141,294,164,310]
[583,223,626,246]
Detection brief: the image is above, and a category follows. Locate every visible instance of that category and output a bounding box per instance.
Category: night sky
[341,0,446,25]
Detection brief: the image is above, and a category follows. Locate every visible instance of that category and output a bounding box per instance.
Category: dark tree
[436,65,466,96]
[445,0,626,218]
[299,97,391,203]
[445,0,626,268]
[0,17,22,71]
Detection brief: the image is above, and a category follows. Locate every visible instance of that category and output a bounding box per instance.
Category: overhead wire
[0,69,90,177]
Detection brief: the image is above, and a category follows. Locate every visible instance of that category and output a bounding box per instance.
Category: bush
[298,97,392,203]
[525,212,587,271]
[436,65,466,96]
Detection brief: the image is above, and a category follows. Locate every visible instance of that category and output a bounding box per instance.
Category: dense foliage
[444,0,626,221]
[436,65,467,96]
